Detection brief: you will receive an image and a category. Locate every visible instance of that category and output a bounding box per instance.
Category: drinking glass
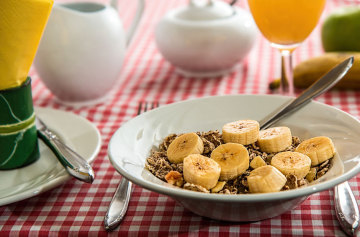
[247,0,326,95]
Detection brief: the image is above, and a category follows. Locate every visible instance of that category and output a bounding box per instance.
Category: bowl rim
[108,94,360,202]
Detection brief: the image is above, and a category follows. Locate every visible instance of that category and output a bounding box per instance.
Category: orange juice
[248,0,325,47]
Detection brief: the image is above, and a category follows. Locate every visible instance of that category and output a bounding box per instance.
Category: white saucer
[0,107,101,206]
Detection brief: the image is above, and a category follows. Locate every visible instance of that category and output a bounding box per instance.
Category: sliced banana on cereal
[167,133,204,164]
[257,127,292,153]
[183,154,221,190]
[250,156,267,169]
[271,151,311,179]
[211,181,226,193]
[210,143,249,181]
[295,136,335,166]
[247,165,287,193]
[222,120,259,145]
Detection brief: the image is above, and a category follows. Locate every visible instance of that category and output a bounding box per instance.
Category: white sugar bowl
[155,0,257,77]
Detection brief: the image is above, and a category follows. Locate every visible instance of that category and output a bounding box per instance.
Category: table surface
[1,0,360,236]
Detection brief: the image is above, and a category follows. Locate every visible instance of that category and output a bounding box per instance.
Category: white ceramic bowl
[108,95,360,221]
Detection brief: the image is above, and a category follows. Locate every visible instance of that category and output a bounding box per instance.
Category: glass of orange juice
[247,0,326,95]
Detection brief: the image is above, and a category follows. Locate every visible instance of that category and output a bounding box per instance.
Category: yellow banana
[222,120,259,145]
[257,127,292,153]
[271,151,311,179]
[167,133,204,164]
[295,136,335,166]
[210,143,249,181]
[247,165,287,193]
[306,168,317,182]
[270,52,360,90]
[183,154,221,190]
[250,156,267,169]
[211,181,226,193]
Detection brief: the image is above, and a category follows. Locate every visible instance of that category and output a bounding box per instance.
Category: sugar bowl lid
[175,0,236,21]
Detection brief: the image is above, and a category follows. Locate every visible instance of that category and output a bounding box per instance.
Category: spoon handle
[334,182,360,236]
[104,178,132,231]
[259,57,354,130]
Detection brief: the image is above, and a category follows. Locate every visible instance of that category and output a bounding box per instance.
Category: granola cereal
[145,130,332,194]
[165,171,184,187]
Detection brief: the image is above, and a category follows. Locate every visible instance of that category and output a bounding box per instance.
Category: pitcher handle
[110,0,145,46]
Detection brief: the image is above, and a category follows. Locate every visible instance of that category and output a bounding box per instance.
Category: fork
[104,101,159,231]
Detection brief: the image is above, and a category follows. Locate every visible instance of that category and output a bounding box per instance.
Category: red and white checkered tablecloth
[1,0,360,236]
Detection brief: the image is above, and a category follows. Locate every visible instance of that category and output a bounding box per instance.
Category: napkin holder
[0,78,39,169]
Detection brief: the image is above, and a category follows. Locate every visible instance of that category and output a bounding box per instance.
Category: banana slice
[167,133,204,164]
[210,143,249,181]
[183,154,221,190]
[257,127,292,153]
[211,181,226,193]
[271,151,311,179]
[295,136,335,166]
[247,165,287,193]
[222,120,259,145]
[306,167,317,182]
[250,156,267,169]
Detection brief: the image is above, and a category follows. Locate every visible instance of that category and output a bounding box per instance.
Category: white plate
[0,107,101,206]
[108,94,360,221]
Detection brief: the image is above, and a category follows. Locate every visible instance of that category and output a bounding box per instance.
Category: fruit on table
[269,52,360,90]
[257,127,292,153]
[295,136,335,166]
[271,151,311,179]
[210,143,249,181]
[183,154,221,190]
[222,120,260,145]
[0,0,54,90]
[247,165,287,193]
[322,6,360,52]
[167,133,204,164]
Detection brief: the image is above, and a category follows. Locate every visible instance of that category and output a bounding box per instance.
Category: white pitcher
[34,0,145,106]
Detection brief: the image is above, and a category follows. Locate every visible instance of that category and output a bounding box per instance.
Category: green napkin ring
[0,77,39,170]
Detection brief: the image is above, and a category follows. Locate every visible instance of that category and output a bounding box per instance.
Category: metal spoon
[259,56,359,236]
[260,57,353,129]
[334,182,360,236]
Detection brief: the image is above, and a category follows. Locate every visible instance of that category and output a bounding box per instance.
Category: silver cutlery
[36,117,95,184]
[104,101,159,231]
[259,57,359,236]
[334,181,360,236]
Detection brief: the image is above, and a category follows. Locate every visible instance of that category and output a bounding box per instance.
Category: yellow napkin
[0,0,54,90]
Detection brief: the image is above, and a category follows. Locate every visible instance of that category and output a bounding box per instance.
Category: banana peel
[269,52,360,90]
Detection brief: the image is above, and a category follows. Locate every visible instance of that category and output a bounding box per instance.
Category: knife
[36,117,95,183]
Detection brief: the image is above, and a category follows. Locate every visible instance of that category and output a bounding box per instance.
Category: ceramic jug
[34,0,144,106]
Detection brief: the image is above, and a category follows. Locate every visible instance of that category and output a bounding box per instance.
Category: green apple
[322,6,360,52]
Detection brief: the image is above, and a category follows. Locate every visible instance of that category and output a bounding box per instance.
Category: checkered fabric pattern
[1,0,360,236]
